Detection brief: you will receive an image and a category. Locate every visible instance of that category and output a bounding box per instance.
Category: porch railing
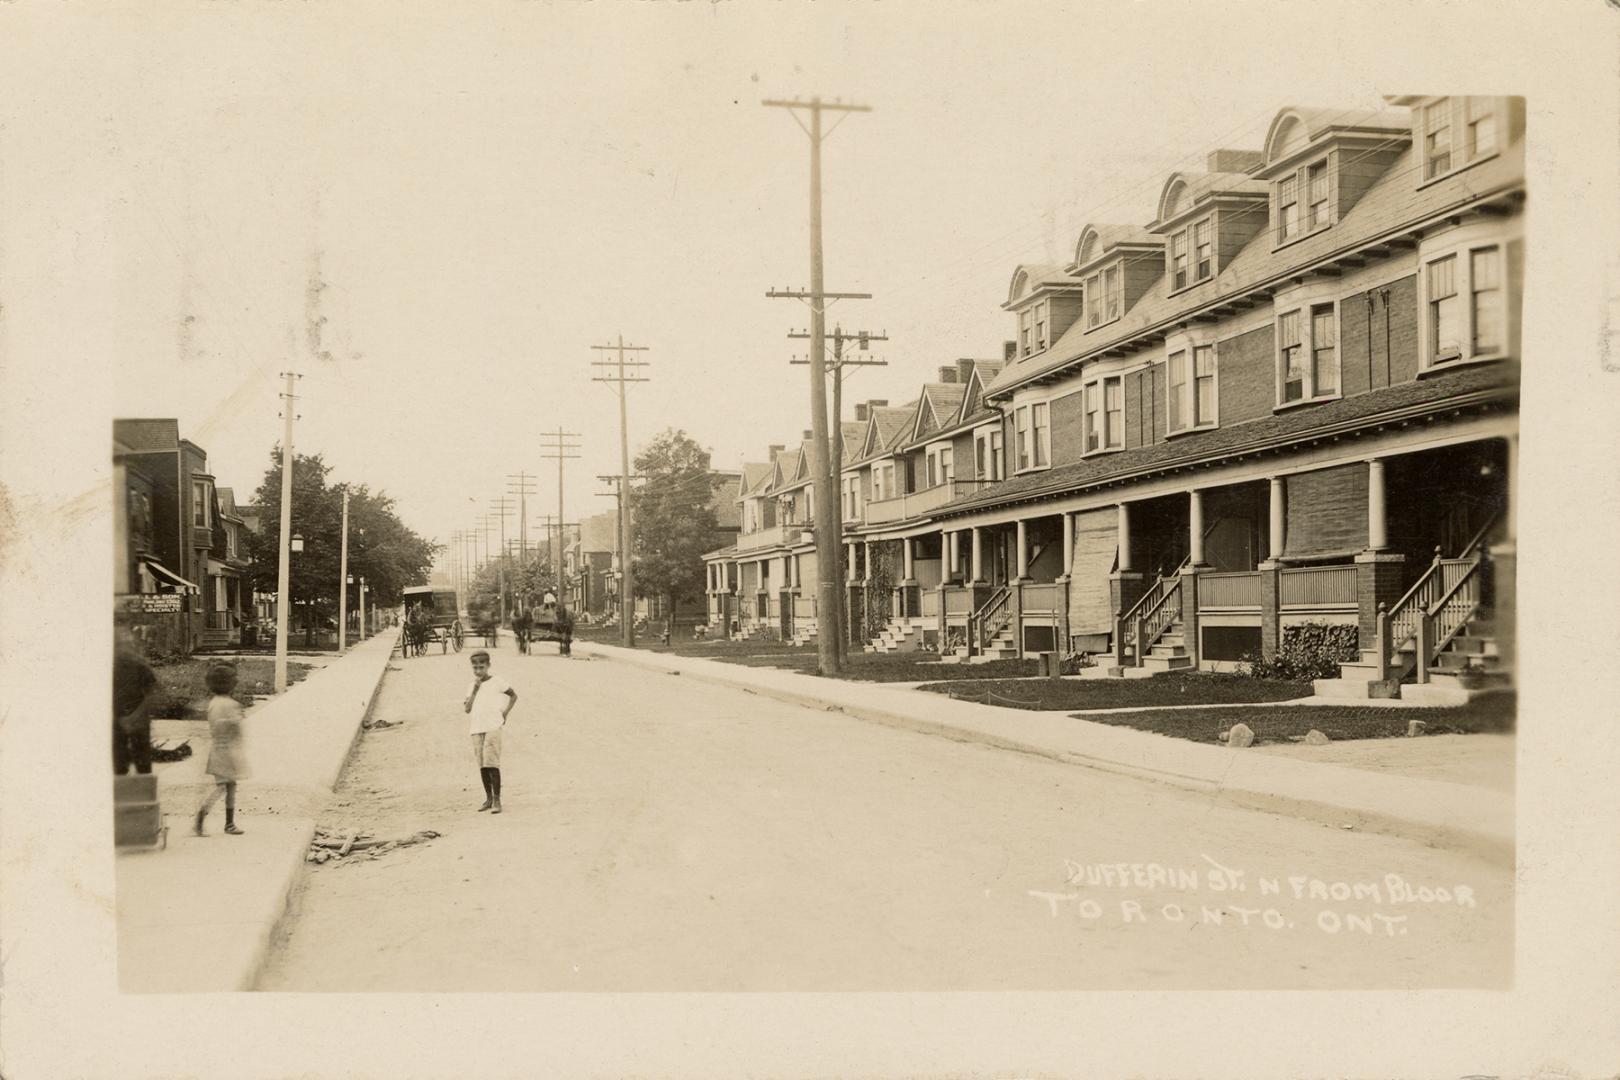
[1116,557,1189,663]
[972,585,1013,653]
[944,588,972,616]
[793,595,816,619]
[920,589,940,617]
[1021,582,1062,613]
[1136,577,1184,661]
[1198,571,1262,609]
[1280,565,1358,607]
[1375,509,1500,683]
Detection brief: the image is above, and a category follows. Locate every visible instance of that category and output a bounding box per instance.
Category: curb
[577,642,1514,866]
[241,637,398,991]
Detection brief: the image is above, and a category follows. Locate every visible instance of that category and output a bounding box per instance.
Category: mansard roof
[1004,263,1078,308]
[1260,105,1411,173]
[1069,223,1161,274]
[987,115,1522,402]
[1153,170,1269,229]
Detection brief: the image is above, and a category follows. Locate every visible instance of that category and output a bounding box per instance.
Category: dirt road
[257,644,1511,991]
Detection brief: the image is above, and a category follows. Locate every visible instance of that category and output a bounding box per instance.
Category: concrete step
[1312,675,1403,700]
[1427,668,1513,691]
[1140,653,1194,672]
[1148,644,1187,659]
[1445,635,1500,658]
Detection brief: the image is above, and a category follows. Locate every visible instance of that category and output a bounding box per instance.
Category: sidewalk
[577,642,1514,865]
[116,632,397,992]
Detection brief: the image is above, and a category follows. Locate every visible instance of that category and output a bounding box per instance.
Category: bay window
[1424,243,1507,367]
[1277,303,1339,405]
[1170,346,1219,433]
[1013,402,1052,471]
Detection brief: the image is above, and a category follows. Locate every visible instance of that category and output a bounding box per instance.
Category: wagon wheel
[451,621,464,652]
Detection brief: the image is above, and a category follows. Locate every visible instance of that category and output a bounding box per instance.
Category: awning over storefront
[140,556,199,594]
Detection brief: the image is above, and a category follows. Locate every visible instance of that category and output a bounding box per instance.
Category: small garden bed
[916,671,1314,710]
[147,657,314,719]
[1076,692,1516,745]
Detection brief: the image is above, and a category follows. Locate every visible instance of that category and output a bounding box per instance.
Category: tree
[629,429,728,625]
[245,449,437,633]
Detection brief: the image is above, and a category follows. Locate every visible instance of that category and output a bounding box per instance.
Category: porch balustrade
[1020,582,1062,613]
[920,589,940,617]
[1280,565,1358,607]
[862,480,962,525]
[793,595,816,619]
[943,587,972,616]
[1197,571,1262,609]
[734,522,793,552]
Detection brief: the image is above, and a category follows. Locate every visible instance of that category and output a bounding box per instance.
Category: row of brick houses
[703,96,1521,701]
[114,419,258,655]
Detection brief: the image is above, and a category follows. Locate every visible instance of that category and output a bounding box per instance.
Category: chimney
[768,444,785,461]
[1004,340,1017,362]
[1206,148,1264,174]
[957,358,975,382]
[855,403,868,422]
[870,398,887,408]
[937,365,957,384]
[802,429,813,441]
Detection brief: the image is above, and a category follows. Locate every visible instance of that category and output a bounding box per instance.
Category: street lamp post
[338,490,350,652]
[359,576,367,638]
[290,533,305,648]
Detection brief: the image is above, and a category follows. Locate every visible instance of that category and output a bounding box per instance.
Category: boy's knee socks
[490,769,501,799]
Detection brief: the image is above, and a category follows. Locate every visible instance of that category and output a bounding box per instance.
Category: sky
[2,1,1606,570]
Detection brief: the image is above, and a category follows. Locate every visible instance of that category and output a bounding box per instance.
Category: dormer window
[1277,173,1300,242]
[1085,265,1123,329]
[1424,100,1452,179]
[1169,217,1214,292]
[1306,162,1330,228]
[1034,301,1049,351]
[1418,97,1500,186]
[1018,308,1033,356]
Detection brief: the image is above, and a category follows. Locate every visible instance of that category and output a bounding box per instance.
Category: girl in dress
[194,663,249,836]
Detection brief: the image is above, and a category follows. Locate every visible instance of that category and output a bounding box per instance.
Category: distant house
[113,419,249,654]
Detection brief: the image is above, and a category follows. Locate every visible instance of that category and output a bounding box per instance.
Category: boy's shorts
[470,729,503,767]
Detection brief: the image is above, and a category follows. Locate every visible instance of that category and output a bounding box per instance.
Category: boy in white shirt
[463,650,518,813]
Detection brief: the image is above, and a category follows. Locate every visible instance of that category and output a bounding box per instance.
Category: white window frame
[1166,342,1220,435]
[192,480,211,527]
[841,474,862,520]
[1417,96,1501,187]
[1018,307,1033,357]
[1420,239,1511,371]
[1272,154,1333,248]
[1034,299,1049,352]
[973,425,1005,482]
[1167,215,1216,295]
[1274,300,1342,408]
[1080,376,1124,456]
[1012,401,1053,473]
[1083,260,1125,332]
[924,441,954,489]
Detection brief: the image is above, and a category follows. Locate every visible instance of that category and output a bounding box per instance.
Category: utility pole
[764,94,871,676]
[273,371,302,693]
[790,324,889,662]
[591,335,649,648]
[338,488,350,652]
[489,496,514,622]
[538,428,581,595]
[507,472,537,612]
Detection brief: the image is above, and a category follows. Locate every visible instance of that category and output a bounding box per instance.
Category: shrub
[1240,621,1360,682]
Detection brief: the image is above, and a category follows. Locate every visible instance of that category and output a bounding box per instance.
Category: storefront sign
[141,594,184,613]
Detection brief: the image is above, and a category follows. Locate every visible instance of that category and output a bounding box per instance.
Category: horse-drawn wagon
[400,586,464,657]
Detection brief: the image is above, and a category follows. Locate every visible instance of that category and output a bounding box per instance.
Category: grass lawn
[715,650,1044,682]
[1076,691,1517,745]
[916,671,1314,710]
[148,657,315,719]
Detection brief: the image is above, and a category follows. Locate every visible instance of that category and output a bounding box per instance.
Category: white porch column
[903,536,915,580]
[1061,512,1074,576]
[1015,519,1029,580]
[971,527,984,582]
[1189,489,1206,566]
[1268,477,1286,559]
[946,530,960,581]
[1117,502,1132,573]
[1367,458,1388,551]
[846,542,857,578]
[791,552,801,589]
[862,540,872,582]
[1504,434,1517,543]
